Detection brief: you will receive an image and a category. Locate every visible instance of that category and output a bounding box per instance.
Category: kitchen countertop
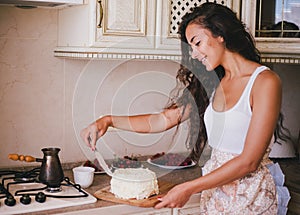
[23,162,203,215]
[6,158,300,215]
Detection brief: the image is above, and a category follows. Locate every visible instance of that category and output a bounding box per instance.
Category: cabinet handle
[97,0,103,28]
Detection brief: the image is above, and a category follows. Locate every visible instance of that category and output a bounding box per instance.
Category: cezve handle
[8,154,42,162]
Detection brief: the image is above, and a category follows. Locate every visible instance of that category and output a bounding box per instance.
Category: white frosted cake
[110,168,159,200]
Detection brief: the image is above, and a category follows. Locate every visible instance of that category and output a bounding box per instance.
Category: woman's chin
[201,60,212,71]
[205,65,214,72]
[203,62,218,72]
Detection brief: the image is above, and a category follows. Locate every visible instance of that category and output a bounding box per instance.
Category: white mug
[72,166,95,188]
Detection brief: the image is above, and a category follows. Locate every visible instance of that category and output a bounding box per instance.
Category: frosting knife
[94,148,113,177]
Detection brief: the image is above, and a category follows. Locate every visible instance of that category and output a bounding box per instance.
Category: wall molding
[54,51,182,61]
[54,51,300,64]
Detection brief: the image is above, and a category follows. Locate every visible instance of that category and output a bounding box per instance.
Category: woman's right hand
[80,116,111,151]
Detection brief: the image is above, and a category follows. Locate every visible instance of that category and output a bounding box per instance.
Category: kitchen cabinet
[241,0,300,64]
[0,0,84,8]
[128,193,201,215]
[129,209,171,215]
[52,193,201,215]
[156,0,240,53]
[55,0,240,60]
[91,0,157,52]
[173,193,201,215]
[55,0,161,59]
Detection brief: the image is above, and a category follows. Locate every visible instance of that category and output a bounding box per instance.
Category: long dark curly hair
[167,3,291,162]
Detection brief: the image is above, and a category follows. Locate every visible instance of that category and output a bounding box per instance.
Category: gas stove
[0,167,97,215]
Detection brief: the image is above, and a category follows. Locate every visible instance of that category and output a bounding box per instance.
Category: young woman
[81,3,290,214]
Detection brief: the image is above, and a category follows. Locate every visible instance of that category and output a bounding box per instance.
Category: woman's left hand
[154,182,193,209]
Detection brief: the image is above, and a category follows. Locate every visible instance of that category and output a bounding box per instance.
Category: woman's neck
[221,52,260,80]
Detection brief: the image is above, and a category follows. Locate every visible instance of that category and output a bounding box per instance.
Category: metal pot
[38,147,64,188]
[8,147,64,188]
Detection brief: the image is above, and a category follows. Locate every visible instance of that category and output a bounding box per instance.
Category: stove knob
[4,195,16,207]
[20,194,31,205]
[35,192,46,203]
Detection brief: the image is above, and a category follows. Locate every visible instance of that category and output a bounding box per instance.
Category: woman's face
[185,23,225,71]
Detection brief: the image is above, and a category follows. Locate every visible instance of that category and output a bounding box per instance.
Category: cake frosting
[110,168,159,200]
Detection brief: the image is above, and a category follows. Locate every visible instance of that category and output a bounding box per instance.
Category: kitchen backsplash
[0,6,299,168]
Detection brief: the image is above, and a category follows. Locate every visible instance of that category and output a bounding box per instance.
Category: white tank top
[204,66,269,154]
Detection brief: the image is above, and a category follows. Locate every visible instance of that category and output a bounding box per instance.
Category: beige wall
[0,6,299,168]
[0,6,76,167]
[0,6,187,168]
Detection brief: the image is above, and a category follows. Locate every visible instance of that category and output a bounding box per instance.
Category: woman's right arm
[80,106,190,150]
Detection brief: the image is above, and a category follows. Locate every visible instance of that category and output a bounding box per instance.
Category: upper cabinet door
[241,0,300,55]
[92,0,156,51]
[56,0,156,56]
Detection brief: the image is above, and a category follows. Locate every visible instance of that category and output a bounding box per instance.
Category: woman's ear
[218,36,224,43]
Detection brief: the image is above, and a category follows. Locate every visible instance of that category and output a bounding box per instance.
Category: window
[255,0,300,37]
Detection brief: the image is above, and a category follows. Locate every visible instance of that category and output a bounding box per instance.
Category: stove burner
[14,176,36,182]
[46,186,62,193]
[13,168,40,182]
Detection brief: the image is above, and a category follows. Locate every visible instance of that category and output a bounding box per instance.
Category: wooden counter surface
[24,162,202,215]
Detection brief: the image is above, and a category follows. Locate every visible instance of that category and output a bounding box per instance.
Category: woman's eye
[195,41,201,46]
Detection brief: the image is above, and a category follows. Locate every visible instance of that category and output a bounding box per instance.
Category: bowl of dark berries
[111,155,142,171]
[147,152,196,169]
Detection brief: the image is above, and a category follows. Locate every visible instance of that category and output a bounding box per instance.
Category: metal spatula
[94,149,113,177]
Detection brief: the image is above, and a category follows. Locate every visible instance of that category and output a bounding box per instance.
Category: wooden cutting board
[94,180,175,208]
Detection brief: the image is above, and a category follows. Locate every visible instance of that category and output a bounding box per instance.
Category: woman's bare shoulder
[252,67,282,99]
[255,68,281,87]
